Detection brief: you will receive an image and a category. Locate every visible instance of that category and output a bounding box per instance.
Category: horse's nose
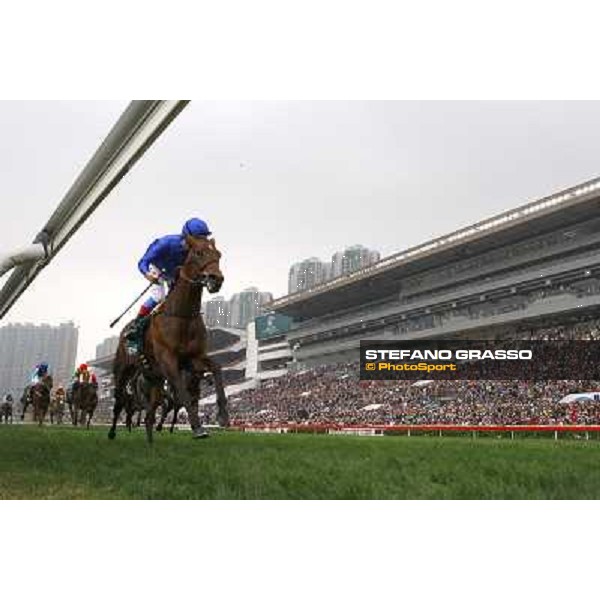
[206,274,223,292]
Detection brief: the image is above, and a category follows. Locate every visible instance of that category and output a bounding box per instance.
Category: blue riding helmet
[38,362,48,373]
[182,218,211,238]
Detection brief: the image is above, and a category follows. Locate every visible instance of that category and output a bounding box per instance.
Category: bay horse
[20,387,31,420]
[49,389,66,425]
[21,375,53,425]
[121,370,165,431]
[72,383,98,428]
[129,371,173,431]
[109,236,228,443]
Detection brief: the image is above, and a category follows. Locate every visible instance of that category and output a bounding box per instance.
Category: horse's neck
[165,277,203,316]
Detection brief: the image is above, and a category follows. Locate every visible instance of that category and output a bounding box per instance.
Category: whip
[109,280,155,328]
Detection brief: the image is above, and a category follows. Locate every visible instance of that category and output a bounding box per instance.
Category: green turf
[1,426,599,499]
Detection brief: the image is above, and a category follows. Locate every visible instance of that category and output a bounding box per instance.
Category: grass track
[1,426,600,499]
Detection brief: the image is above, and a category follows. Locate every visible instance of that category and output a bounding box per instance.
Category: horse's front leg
[160,355,207,439]
[185,373,204,434]
[169,405,178,433]
[165,389,179,433]
[21,398,29,421]
[144,384,164,444]
[202,358,229,427]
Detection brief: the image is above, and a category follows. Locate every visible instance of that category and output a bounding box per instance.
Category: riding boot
[125,307,151,354]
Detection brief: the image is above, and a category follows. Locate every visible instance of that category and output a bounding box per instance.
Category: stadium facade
[270,177,600,366]
[245,314,293,381]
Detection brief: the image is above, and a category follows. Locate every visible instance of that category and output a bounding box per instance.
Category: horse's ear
[210,238,216,247]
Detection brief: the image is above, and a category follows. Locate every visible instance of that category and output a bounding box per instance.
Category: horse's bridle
[177,249,221,288]
[178,263,218,287]
[161,250,221,319]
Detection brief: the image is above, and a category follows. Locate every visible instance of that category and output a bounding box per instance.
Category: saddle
[125,302,165,358]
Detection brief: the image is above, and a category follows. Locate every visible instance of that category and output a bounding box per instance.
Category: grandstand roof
[270,177,600,318]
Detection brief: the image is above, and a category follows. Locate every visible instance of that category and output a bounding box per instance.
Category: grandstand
[269,177,600,365]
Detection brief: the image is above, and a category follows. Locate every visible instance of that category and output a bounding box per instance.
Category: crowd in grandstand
[205,317,600,427]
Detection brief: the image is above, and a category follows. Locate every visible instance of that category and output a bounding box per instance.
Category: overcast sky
[3,100,600,364]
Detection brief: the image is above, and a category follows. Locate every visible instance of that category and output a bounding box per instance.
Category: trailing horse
[129,371,174,431]
[122,370,167,430]
[109,236,228,444]
[21,375,53,425]
[49,389,66,425]
[71,382,98,428]
[0,395,13,424]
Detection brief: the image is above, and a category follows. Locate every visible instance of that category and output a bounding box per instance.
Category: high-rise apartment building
[288,258,330,294]
[204,296,231,328]
[229,287,273,329]
[331,245,380,278]
[0,321,78,397]
[95,336,120,359]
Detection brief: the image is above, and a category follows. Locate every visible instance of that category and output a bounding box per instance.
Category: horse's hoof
[192,428,209,439]
[108,429,116,440]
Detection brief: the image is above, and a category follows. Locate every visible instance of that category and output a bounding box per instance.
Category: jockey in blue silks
[124,218,212,353]
[30,362,49,385]
[24,361,50,401]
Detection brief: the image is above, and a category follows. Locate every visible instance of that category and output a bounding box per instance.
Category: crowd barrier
[230,423,600,439]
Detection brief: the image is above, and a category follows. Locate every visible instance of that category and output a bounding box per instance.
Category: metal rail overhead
[0,100,189,319]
